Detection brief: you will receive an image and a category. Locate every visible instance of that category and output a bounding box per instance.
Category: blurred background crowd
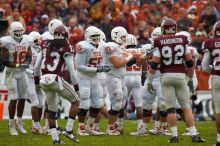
[0,0,219,119]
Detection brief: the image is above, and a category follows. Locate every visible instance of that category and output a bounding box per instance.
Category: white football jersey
[0,35,33,71]
[102,42,125,78]
[75,41,102,77]
[27,46,41,77]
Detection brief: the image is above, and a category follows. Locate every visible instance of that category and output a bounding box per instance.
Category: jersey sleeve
[104,43,117,58]
[201,41,209,53]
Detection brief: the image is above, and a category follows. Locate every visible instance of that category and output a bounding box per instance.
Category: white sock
[118,118,123,129]
[65,118,74,132]
[93,123,99,130]
[45,119,49,128]
[86,117,95,126]
[17,117,22,124]
[188,126,197,136]
[170,126,178,137]
[137,119,143,129]
[217,133,220,142]
[9,119,14,127]
[51,128,59,141]
[34,122,40,129]
[155,121,160,128]
[142,122,148,129]
[55,120,58,128]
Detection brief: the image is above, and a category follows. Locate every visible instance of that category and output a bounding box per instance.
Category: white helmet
[48,19,63,35]
[84,26,101,45]
[99,29,106,42]
[29,31,41,41]
[176,31,192,44]
[111,26,128,44]
[142,43,153,54]
[151,27,162,40]
[126,34,137,47]
[29,31,41,51]
[9,21,25,39]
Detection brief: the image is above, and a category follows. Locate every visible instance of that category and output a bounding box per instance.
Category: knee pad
[143,109,152,117]
[160,111,167,117]
[48,110,58,120]
[89,107,100,114]
[176,108,183,115]
[108,109,119,116]
[167,108,176,114]
[78,108,88,117]
[79,87,90,100]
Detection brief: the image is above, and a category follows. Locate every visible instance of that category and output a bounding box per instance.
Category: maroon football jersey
[154,35,188,73]
[203,38,220,76]
[40,39,73,76]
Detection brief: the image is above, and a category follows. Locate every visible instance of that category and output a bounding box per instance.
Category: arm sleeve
[34,51,43,76]
[75,52,97,76]
[63,54,78,85]
[201,51,211,72]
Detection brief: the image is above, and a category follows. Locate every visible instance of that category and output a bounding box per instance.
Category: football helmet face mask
[111,26,128,45]
[161,18,177,35]
[151,27,162,40]
[53,25,68,40]
[126,34,137,48]
[176,31,192,44]
[29,31,41,51]
[9,21,24,39]
[48,19,63,35]
[213,21,220,37]
[84,26,101,45]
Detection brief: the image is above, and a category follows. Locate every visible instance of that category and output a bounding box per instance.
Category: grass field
[0,119,216,146]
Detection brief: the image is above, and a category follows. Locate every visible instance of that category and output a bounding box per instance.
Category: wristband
[125,54,133,62]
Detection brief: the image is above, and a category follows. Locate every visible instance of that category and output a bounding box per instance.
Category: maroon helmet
[161,18,177,35]
[54,25,68,39]
[213,21,220,37]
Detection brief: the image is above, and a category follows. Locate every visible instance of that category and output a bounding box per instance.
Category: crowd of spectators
[0,0,220,90]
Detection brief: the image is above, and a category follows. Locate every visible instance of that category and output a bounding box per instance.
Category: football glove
[97,65,111,72]
[187,80,194,93]
[127,57,136,67]
[147,82,155,94]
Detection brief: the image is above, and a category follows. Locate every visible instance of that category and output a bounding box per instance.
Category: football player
[34,25,79,144]
[201,20,220,146]
[75,26,111,136]
[0,22,32,135]
[93,29,109,135]
[115,34,144,135]
[147,18,205,143]
[40,19,63,133]
[102,26,134,135]
[27,31,45,134]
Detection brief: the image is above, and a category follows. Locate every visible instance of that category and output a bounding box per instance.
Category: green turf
[0,119,216,146]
